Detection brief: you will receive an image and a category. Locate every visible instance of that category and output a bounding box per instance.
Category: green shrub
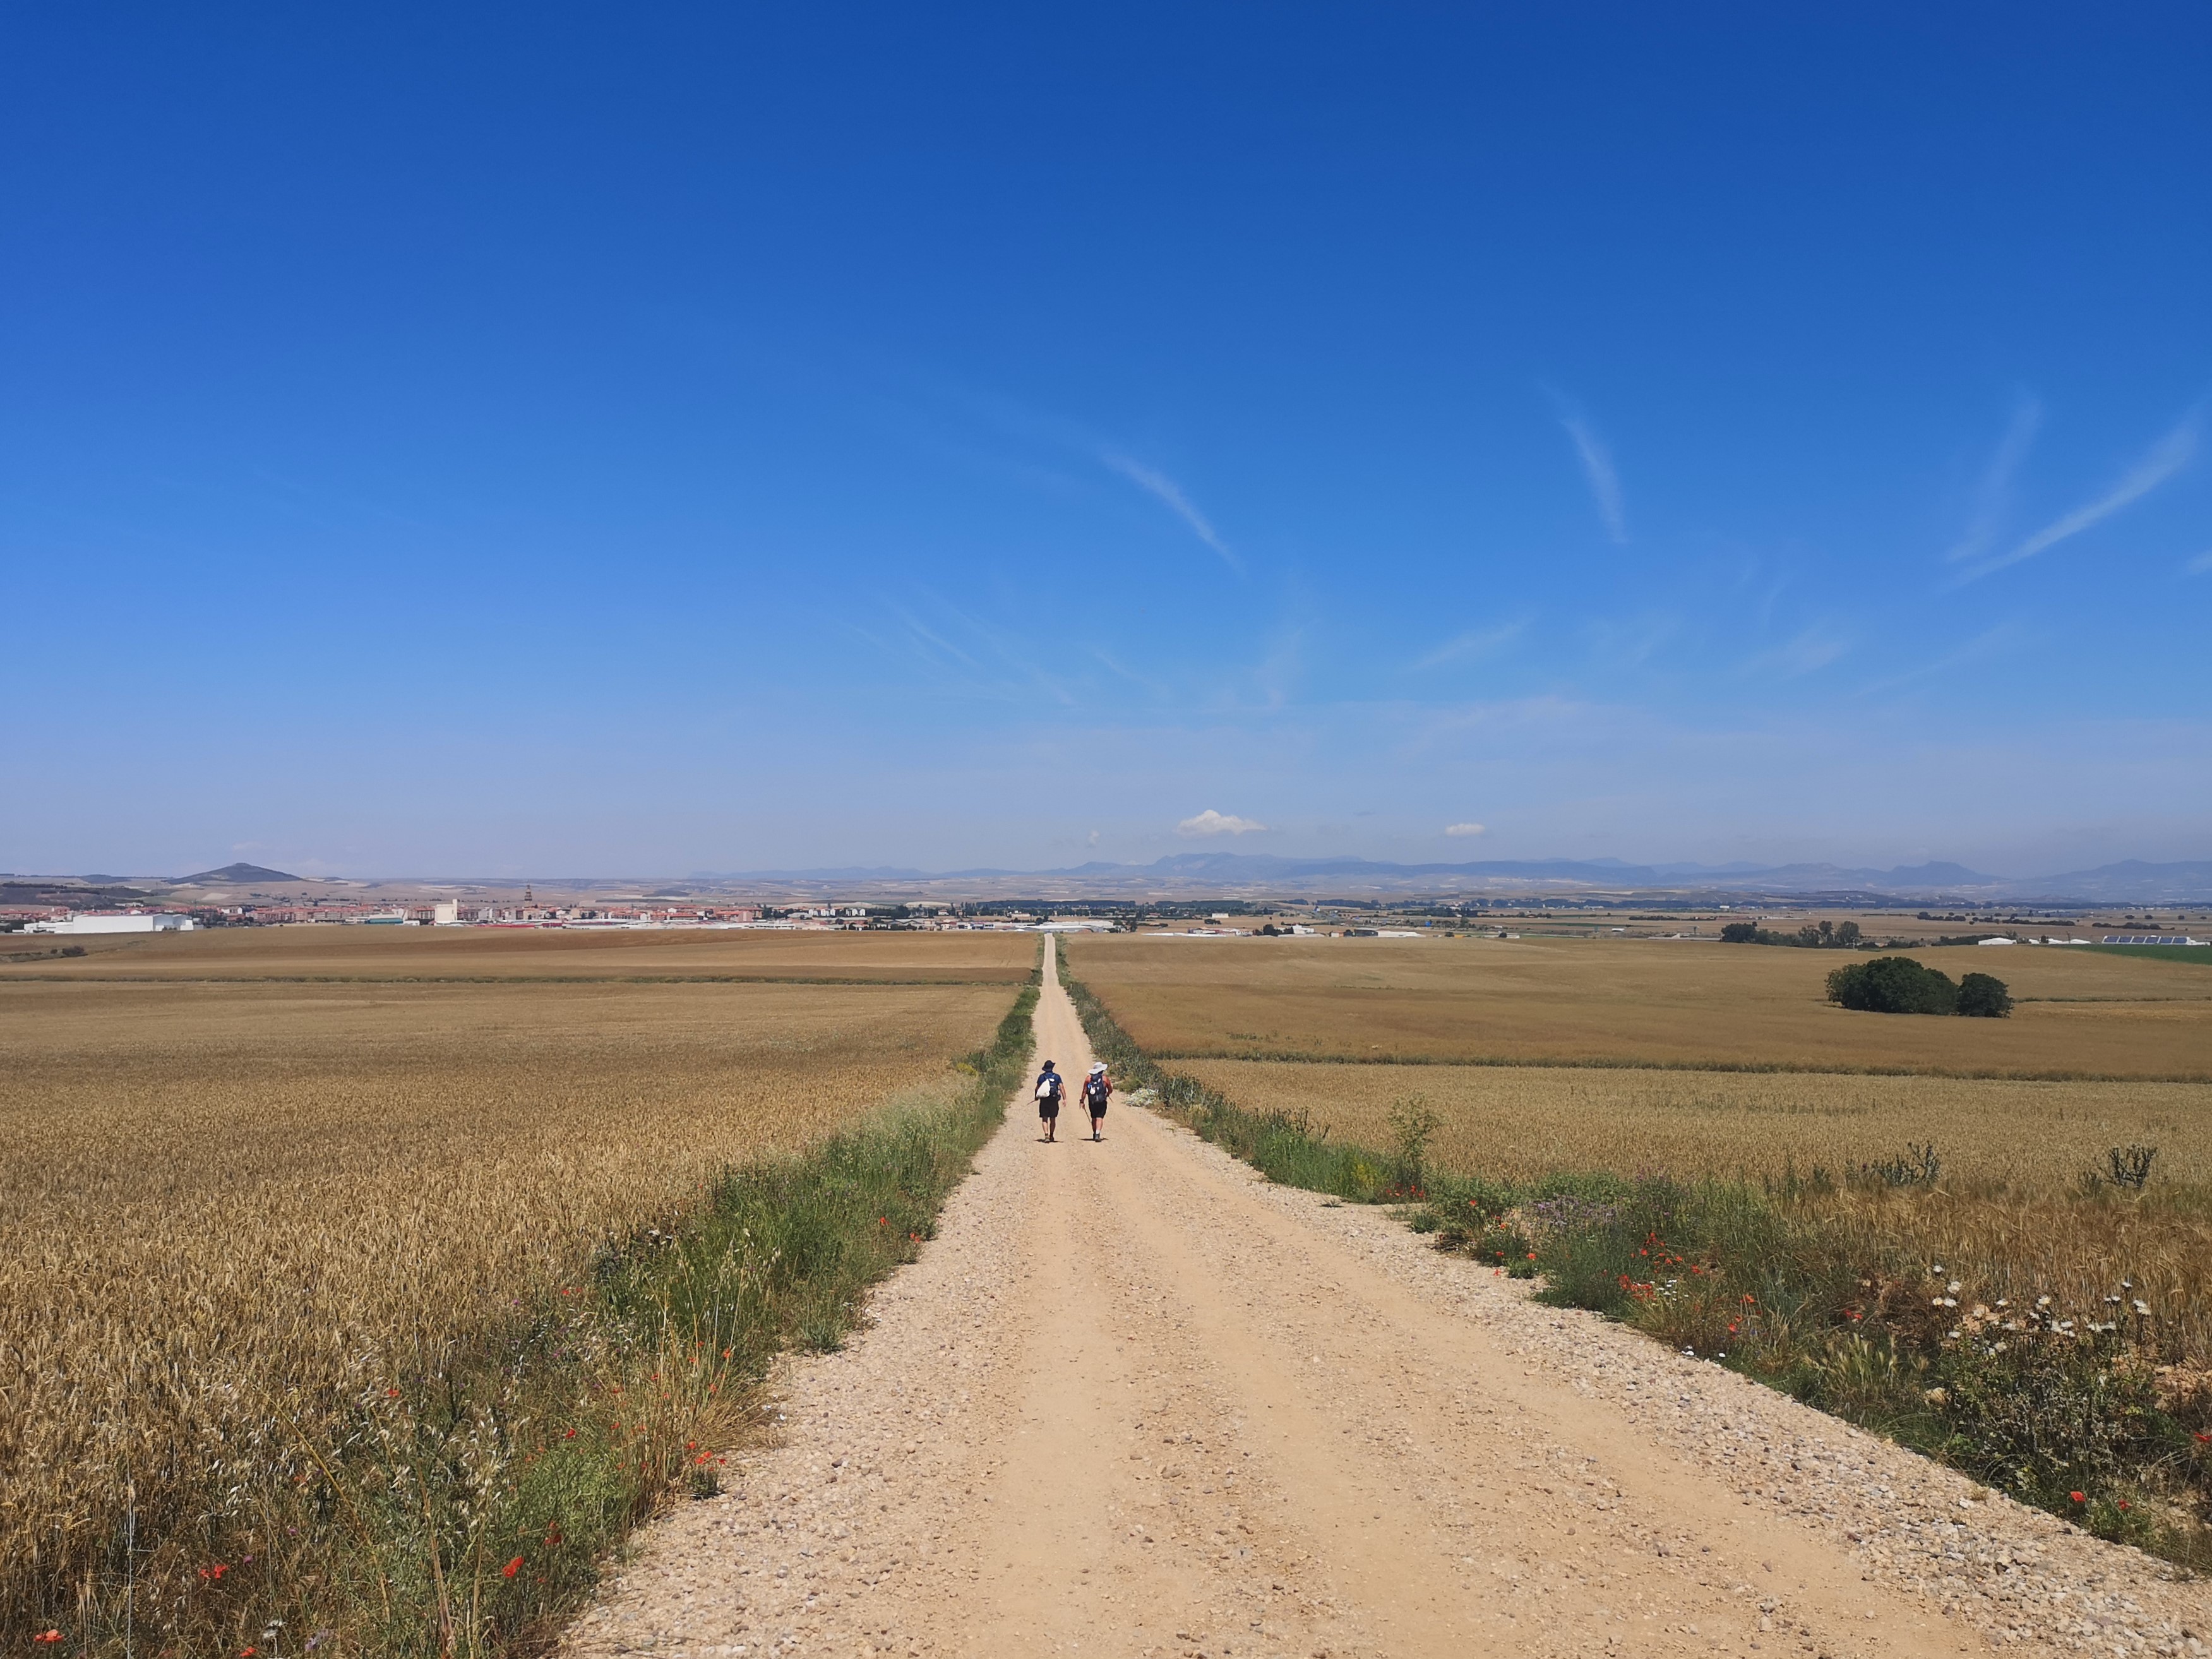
[1934,1334,2164,1511]
[1826,955,1959,1014]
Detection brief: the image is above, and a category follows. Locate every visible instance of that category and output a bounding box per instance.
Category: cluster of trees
[1826,956,2012,1017]
[1720,918,1862,947]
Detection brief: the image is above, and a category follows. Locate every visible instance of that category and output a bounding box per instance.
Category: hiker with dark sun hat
[1034,1059,1065,1141]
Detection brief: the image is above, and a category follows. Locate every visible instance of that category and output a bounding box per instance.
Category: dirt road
[564,941,2203,1658]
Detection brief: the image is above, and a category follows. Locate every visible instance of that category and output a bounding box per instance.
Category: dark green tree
[1826,955,1959,1014]
[1956,971,2013,1017]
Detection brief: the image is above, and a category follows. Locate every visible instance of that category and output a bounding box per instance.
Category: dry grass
[0,925,1037,983]
[0,973,1011,1651]
[1065,933,2212,1079]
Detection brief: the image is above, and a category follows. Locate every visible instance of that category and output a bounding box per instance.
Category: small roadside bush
[1826,955,1961,1015]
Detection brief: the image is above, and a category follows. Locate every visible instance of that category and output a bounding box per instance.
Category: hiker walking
[1034,1060,1065,1141]
[1081,1061,1111,1141]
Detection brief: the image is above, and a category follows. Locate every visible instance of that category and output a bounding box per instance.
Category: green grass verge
[63,969,1039,1659]
[1060,954,2212,1572]
[2084,944,2212,966]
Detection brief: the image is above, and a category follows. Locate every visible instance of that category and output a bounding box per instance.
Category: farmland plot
[0,957,1017,1653]
[1066,933,2212,1079]
[0,922,1038,983]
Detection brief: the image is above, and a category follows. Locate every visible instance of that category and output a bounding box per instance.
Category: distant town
[5,893,2204,949]
[5,858,2209,946]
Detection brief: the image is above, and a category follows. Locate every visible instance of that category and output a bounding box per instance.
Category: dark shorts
[1087,1098,1108,1118]
[1038,1098,1060,1117]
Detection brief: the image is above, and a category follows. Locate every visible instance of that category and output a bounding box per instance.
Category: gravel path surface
[561,942,2207,1659]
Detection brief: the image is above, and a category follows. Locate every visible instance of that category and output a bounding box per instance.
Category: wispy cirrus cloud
[1743,625,1851,679]
[887,594,1074,705]
[2186,549,2212,576]
[1581,611,1677,669]
[1944,393,2042,567]
[1853,620,2030,698]
[1177,808,1267,837]
[1951,412,2199,585]
[1411,619,1526,671]
[1101,452,1243,573]
[1546,392,1627,544]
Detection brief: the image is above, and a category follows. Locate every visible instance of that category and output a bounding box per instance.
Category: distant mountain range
[680,853,2212,902]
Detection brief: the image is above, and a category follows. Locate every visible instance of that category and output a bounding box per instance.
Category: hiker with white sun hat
[1081,1061,1111,1141]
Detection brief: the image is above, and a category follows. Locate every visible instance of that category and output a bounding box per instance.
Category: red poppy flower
[2069,1491,2085,1504]
[33,1633,61,1645]
[503,1555,524,1579]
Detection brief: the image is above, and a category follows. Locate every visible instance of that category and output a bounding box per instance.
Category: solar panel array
[2100,934,2206,946]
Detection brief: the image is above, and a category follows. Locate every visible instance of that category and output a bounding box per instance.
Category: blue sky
[5,5,2209,878]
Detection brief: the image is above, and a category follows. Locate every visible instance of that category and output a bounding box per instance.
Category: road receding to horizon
[561,941,2201,1659]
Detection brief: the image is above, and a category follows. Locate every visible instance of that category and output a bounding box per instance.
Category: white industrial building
[27,913,195,935]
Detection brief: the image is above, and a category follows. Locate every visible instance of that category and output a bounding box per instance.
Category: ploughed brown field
[1065,933,2212,1079]
[0,930,1025,1646]
[0,921,1039,982]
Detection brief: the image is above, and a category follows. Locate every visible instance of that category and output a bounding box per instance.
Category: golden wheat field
[0,948,1017,1646]
[1065,933,2212,1078]
[0,923,1039,983]
[1180,1059,2212,1192]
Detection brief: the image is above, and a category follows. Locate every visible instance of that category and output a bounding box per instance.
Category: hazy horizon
[5,8,2208,879]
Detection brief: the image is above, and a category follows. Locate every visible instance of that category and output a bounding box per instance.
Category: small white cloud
[1444,822,1487,838]
[1177,809,1267,837]
[1087,829,1101,846]
[2187,549,2212,575]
